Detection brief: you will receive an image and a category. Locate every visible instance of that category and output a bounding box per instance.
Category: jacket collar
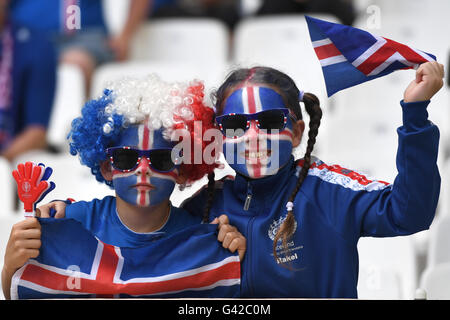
[232,156,298,206]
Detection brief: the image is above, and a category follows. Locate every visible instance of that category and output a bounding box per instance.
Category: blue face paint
[111,122,178,207]
[222,86,294,178]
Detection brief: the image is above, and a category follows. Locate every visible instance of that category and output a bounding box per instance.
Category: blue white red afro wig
[68,74,219,187]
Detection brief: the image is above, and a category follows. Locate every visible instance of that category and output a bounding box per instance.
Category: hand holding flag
[404,61,444,103]
[212,214,246,261]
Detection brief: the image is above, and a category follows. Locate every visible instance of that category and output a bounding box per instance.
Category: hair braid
[202,171,216,223]
[272,92,322,264]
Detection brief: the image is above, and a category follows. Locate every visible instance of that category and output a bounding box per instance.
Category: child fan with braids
[182,63,444,298]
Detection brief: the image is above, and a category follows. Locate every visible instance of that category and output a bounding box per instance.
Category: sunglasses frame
[106,146,181,173]
[215,108,292,138]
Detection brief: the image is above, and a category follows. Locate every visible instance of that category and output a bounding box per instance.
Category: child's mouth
[242,150,272,160]
[133,183,155,191]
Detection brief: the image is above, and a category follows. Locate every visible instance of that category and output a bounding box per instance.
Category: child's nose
[246,120,260,139]
[245,120,260,141]
[135,157,151,176]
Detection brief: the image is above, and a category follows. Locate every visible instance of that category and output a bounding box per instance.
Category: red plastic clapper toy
[12,162,55,217]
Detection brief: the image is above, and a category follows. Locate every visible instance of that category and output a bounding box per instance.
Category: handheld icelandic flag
[305,16,436,97]
[11,219,241,299]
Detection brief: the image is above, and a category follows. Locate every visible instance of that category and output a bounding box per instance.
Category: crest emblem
[268,215,298,242]
[22,181,31,193]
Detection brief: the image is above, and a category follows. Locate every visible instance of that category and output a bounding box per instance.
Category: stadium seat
[419,262,450,299]
[426,214,450,268]
[102,0,130,35]
[129,19,230,65]
[319,73,405,183]
[240,0,263,16]
[47,64,85,152]
[438,158,450,220]
[0,156,15,218]
[357,236,418,299]
[357,265,402,299]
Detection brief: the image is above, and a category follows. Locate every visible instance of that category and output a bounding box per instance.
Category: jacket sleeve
[355,99,440,238]
[310,100,440,242]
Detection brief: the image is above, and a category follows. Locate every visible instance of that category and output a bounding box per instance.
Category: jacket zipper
[245,215,256,297]
[243,182,252,211]
[244,181,255,296]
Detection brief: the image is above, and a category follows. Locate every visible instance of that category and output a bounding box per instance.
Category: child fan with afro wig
[29,74,245,252]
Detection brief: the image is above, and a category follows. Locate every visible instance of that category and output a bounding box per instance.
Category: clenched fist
[404,61,444,103]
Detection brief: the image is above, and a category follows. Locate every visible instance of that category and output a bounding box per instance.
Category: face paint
[221,86,294,179]
[111,120,177,207]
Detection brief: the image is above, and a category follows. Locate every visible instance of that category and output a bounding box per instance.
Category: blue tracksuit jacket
[182,100,440,298]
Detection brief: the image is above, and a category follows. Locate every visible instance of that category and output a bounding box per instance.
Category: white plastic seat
[357,236,418,299]
[426,214,450,268]
[437,158,450,221]
[419,262,450,299]
[102,0,130,35]
[129,19,230,66]
[47,64,85,152]
[357,265,402,299]
[319,74,405,183]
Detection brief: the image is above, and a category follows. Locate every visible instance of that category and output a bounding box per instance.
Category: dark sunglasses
[215,108,292,138]
[106,147,181,173]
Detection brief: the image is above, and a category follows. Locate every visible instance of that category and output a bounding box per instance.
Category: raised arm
[357,61,443,238]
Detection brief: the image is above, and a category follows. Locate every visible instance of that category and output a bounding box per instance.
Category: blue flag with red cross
[305,16,436,97]
[11,219,241,299]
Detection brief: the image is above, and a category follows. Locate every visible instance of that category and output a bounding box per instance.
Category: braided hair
[273,92,321,263]
[209,66,322,264]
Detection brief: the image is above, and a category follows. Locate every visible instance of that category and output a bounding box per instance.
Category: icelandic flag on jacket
[11,219,241,299]
[305,16,436,97]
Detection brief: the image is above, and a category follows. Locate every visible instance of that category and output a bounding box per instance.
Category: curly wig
[68,74,219,187]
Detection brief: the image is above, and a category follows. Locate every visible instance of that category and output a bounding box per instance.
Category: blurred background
[1,0,450,299]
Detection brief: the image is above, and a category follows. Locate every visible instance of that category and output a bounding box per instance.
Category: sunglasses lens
[112,148,139,171]
[149,149,175,172]
[220,114,248,138]
[257,109,286,131]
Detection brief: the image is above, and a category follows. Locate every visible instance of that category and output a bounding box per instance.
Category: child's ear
[100,160,113,181]
[292,119,305,148]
